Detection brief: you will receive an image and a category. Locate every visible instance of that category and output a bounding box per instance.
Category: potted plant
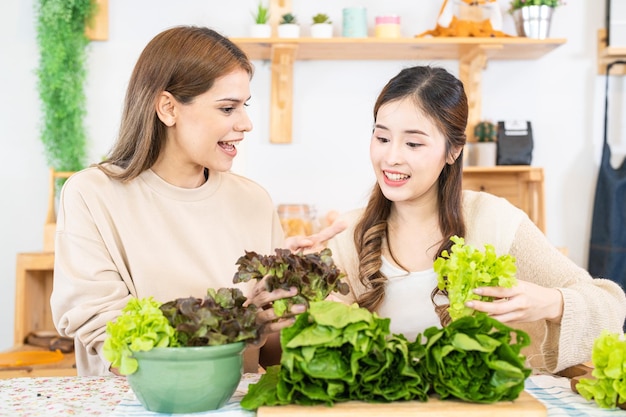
[470,121,497,166]
[310,13,333,38]
[250,1,271,38]
[278,12,300,38]
[103,288,260,413]
[509,0,565,39]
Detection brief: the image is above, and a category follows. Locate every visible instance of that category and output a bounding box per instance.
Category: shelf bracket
[458,45,493,142]
[270,44,297,144]
[597,29,626,75]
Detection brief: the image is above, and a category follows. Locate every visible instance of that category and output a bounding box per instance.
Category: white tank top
[377,256,446,342]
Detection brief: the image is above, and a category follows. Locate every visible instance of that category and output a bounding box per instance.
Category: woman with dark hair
[327,65,626,373]
[50,26,339,376]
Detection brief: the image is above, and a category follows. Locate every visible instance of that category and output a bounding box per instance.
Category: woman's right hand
[244,276,306,345]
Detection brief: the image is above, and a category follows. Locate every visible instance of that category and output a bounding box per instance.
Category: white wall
[0,0,617,350]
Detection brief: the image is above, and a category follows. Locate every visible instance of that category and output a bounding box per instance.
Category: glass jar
[277,204,315,237]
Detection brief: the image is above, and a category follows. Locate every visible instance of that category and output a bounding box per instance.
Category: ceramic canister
[342,7,368,37]
[375,15,401,38]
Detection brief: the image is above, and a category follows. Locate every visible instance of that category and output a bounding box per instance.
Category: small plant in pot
[310,13,333,38]
[471,121,498,167]
[250,1,271,38]
[103,288,261,414]
[278,12,300,38]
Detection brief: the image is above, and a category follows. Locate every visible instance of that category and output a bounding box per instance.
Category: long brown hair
[355,66,467,325]
[97,26,253,181]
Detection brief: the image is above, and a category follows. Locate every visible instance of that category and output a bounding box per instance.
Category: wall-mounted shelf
[597,29,626,75]
[232,37,566,143]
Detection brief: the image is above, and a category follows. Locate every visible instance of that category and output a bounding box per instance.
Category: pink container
[375,15,401,38]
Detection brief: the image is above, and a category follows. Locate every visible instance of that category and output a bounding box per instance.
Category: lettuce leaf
[434,236,517,320]
[576,330,626,408]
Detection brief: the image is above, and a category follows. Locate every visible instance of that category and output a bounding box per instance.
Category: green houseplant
[35,0,96,172]
[250,1,271,38]
[278,12,300,38]
[311,13,333,38]
[470,121,497,166]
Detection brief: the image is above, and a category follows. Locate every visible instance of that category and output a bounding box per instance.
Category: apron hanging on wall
[588,60,626,287]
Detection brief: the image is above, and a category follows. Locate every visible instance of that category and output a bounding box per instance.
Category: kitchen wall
[0,0,619,350]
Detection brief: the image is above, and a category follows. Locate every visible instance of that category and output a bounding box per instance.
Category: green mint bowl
[127,342,245,414]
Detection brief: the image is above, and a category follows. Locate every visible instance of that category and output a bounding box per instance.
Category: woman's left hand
[285,219,347,254]
[465,279,564,324]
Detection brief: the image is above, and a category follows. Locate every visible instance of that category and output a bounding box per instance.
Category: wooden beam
[270,44,297,143]
[85,0,108,41]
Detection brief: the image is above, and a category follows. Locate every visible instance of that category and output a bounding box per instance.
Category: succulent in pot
[310,13,333,38]
[103,287,260,413]
[278,13,300,38]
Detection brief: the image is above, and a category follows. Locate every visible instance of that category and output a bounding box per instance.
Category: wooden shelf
[233,37,566,61]
[597,29,626,75]
[232,37,566,143]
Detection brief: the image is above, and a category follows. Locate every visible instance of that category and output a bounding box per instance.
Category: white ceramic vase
[310,23,333,38]
[278,24,301,38]
[250,24,271,38]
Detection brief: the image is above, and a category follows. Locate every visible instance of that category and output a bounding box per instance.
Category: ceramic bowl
[127,342,245,414]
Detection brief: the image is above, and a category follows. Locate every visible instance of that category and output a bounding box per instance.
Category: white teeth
[218,141,236,150]
[384,171,409,181]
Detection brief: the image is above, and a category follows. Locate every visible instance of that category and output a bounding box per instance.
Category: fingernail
[473,288,483,295]
[465,301,474,308]
[290,287,298,295]
[291,304,306,314]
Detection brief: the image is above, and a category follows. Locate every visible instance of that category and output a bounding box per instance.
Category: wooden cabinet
[2,252,76,378]
[462,166,545,233]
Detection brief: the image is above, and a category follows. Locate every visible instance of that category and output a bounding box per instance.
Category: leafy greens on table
[232,248,349,316]
[241,301,531,410]
[434,235,518,320]
[576,330,626,409]
[103,288,260,375]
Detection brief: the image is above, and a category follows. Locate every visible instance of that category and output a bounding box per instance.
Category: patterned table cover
[2,373,626,417]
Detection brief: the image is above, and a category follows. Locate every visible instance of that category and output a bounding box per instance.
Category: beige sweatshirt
[327,190,626,374]
[50,166,284,376]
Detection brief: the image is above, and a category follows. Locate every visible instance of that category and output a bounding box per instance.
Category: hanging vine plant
[35,0,96,171]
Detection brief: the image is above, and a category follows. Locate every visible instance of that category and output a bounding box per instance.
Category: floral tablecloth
[2,373,626,417]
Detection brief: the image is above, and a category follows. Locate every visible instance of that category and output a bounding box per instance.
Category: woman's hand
[244,275,306,346]
[285,220,347,254]
[465,279,564,324]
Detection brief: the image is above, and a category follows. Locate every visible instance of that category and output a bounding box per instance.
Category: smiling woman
[48,26,298,377]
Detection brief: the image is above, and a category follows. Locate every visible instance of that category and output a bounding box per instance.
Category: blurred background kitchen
[1,0,623,352]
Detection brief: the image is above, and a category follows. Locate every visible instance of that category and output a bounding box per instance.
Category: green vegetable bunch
[160,288,259,347]
[434,236,517,321]
[103,297,179,375]
[241,301,430,409]
[103,288,260,375]
[576,330,626,409]
[232,248,349,317]
[423,313,531,403]
[241,302,531,410]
